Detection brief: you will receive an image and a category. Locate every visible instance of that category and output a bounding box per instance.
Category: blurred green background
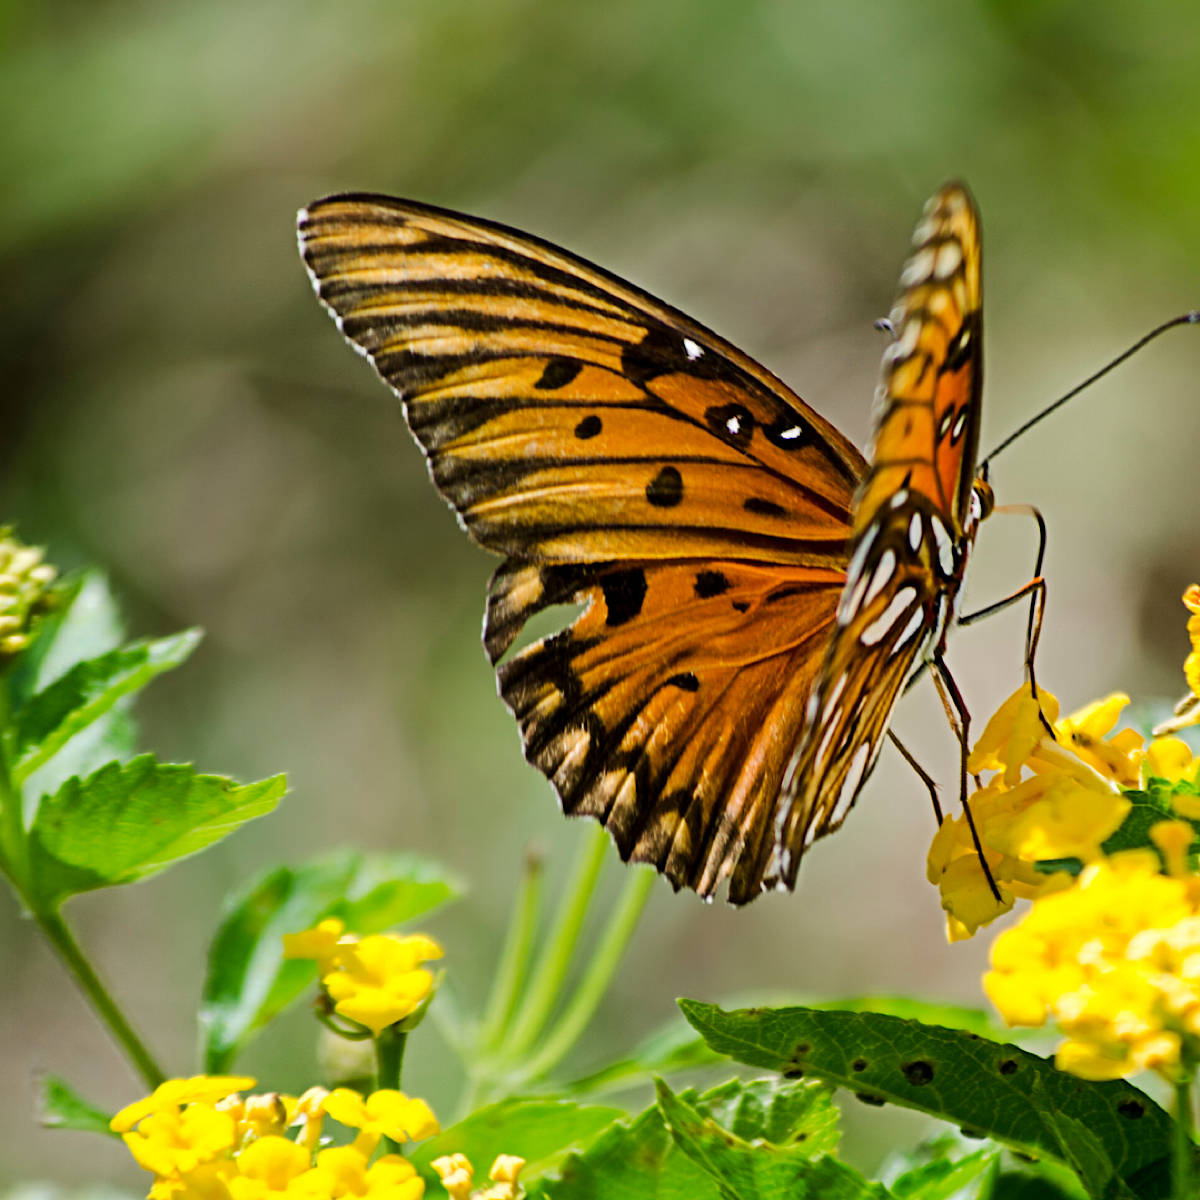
[3,0,1200,1188]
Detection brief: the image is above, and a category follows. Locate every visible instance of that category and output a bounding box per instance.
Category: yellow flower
[112,1077,257,1133]
[228,1137,319,1200]
[121,1103,240,1178]
[323,1088,439,1157]
[984,833,1200,1081]
[1155,585,1200,736]
[321,934,443,1036]
[314,1147,424,1200]
[431,1154,524,1200]
[283,918,349,975]
[929,684,1140,940]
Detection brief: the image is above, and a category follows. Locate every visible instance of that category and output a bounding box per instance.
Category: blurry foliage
[3,0,1200,1189]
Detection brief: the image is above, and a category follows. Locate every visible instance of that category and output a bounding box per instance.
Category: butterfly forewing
[771,183,985,889]
[299,194,870,899]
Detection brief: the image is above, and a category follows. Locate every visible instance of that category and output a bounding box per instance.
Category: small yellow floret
[282,918,348,974]
[321,934,443,1035]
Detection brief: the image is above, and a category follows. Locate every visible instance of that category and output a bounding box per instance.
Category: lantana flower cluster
[111,1076,437,1199]
[928,581,1200,944]
[985,821,1200,1081]
[282,920,443,1036]
[0,528,57,659]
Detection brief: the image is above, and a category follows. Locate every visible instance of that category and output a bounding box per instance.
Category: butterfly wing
[771,183,984,890]
[298,194,867,900]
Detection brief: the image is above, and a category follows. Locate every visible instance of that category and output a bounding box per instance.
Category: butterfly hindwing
[298,193,871,899]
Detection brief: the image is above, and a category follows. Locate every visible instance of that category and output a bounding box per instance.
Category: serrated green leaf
[411,1099,623,1193]
[13,629,202,784]
[37,1075,116,1137]
[678,1001,1172,1199]
[200,850,462,1071]
[541,1077,837,1200]
[1036,1092,1138,1200]
[655,1079,890,1200]
[26,756,284,906]
[542,1092,718,1199]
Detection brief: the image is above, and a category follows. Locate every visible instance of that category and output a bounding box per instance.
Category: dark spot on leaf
[901,1060,934,1086]
[694,569,730,598]
[959,1127,985,1140]
[851,1059,868,1072]
[997,1059,1019,1076]
[783,1068,804,1080]
[1013,1153,1038,1164]
[601,569,647,627]
[666,672,700,692]
[574,414,602,439]
[1118,1099,1146,1120]
[535,358,581,390]
[744,497,786,517]
[646,466,683,508]
[854,1093,885,1107]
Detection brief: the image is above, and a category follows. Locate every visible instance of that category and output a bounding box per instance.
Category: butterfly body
[299,183,986,903]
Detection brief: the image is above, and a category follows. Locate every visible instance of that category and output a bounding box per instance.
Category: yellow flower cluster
[111,1076,438,1199]
[928,674,1200,941]
[1155,584,1200,736]
[0,528,57,659]
[431,1154,526,1200]
[283,920,443,1036]
[986,822,1200,1081]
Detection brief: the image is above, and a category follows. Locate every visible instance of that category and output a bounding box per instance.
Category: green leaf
[543,1092,721,1199]
[678,1001,1173,1198]
[411,1099,623,1194]
[561,998,997,1098]
[26,756,284,906]
[655,1079,891,1200]
[38,1074,116,1136]
[13,629,202,785]
[887,1144,998,1199]
[542,1077,837,1200]
[200,850,462,1072]
[7,571,125,703]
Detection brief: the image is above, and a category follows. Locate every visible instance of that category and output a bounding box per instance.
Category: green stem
[375,1027,408,1156]
[0,675,27,881]
[477,846,544,1053]
[375,1026,407,1091]
[503,825,608,1059]
[35,908,165,1090]
[521,865,655,1083]
[1173,1071,1196,1200]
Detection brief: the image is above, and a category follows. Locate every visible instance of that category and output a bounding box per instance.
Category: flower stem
[521,864,655,1083]
[477,845,543,1053]
[375,1026,408,1156]
[503,824,608,1059]
[1173,1072,1196,1200]
[35,907,165,1089]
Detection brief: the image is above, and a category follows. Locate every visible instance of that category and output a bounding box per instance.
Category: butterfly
[297,182,989,904]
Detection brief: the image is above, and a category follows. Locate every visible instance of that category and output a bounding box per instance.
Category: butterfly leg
[886,730,944,825]
[957,503,1052,736]
[930,653,1002,902]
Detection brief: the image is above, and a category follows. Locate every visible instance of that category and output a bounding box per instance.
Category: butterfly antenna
[980,310,1200,470]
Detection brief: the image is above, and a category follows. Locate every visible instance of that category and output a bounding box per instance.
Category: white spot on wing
[934,240,963,278]
[860,586,919,646]
[900,247,936,287]
[833,741,873,822]
[777,424,802,440]
[908,512,923,552]
[929,515,955,576]
[890,488,910,510]
[863,549,896,608]
[683,337,703,360]
[895,606,926,648]
[726,414,742,435]
[951,409,968,441]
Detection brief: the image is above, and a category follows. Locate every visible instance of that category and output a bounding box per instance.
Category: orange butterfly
[298,183,990,903]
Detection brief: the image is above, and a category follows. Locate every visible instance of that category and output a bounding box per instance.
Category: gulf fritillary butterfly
[298,182,990,904]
